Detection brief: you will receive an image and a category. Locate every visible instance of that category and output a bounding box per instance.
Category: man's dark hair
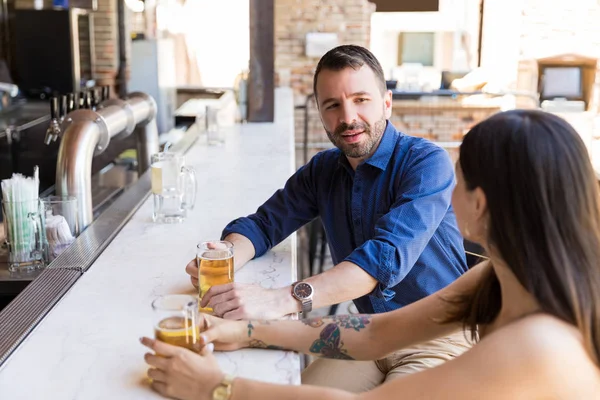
[312,45,386,99]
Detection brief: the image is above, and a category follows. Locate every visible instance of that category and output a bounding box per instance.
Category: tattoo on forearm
[247,321,255,337]
[301,317,325,328]
[248,339,285,350]
[332,315,371,332]
[309,323,354,360]
[301,315,371,332]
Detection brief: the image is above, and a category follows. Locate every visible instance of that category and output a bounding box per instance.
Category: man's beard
[325,116,387,158]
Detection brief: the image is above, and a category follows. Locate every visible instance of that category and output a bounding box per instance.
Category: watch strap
[301,298,313,314]
[212,374,235,400]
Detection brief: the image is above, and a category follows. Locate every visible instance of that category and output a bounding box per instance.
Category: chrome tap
[56,92,159,229]
[59,95,68,123]
[101,86,110,102]
[78,91,86,109]
[85,90,93,110]
[67,93,76,113]
[44,97,61,145]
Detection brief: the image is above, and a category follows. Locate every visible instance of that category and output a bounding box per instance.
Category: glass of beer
[152,294,201,353]
[197,241,234,312]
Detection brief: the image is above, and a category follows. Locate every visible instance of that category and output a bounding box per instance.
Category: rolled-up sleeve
[344,147,455,300]
[222,154,321,258]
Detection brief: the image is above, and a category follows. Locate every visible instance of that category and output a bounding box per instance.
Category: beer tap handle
[59,95,67,120]
[50,97,59,120]
[92,88,100,108]
[79,91,86,109]
[45,97,61,145]
[67,93,75,113]
[85,91,93,109]
[102,85,110,101]
[73,92,80,110]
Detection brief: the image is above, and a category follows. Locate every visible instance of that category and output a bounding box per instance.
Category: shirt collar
[337,121,400,172]
[365,121,399,170]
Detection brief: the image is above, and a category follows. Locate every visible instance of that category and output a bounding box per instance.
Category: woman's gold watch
[212,374,235,400]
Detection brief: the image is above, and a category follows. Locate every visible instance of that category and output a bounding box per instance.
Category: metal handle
[59,95,68,120]
[181,165,197,210]
[50,97,59,119]
[67,93,75,113]
[85,91,93,110]
[94,88,103,108]
[102,86,110,102]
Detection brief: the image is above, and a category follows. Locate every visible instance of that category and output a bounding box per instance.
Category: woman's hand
[200,313,250,351]
[141,337,224,400]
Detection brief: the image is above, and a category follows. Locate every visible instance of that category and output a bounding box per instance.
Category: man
[186,45,469,392]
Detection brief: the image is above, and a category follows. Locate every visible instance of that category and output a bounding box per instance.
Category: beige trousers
[301,331,471,393]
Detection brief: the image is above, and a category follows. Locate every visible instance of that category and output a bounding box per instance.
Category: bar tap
[44,96,62,145]
[59,95,68,123]
[67,93,76,113]
[101,86,110,102]
[56,91,159,229]
[84,90,93,110]
[91,88,101,110]
[72,92,80,111]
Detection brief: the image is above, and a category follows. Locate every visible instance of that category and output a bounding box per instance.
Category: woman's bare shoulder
[482,314,600,397]
[360,313,599,400]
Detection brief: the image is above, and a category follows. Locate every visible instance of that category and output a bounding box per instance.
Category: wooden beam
[248,0,274,122]
[371,0,439,12]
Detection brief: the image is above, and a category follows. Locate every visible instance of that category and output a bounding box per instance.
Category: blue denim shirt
[223,122,467,314]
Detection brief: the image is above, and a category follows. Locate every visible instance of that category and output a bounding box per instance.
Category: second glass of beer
[197,241,234,312]
[152,294,201,353]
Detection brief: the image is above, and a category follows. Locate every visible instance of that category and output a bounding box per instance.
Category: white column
[479,0,524,88]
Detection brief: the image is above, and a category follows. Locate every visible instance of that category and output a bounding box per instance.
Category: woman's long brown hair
[449,109,600,365]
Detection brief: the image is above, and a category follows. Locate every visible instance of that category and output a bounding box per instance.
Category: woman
[141,110,600,399]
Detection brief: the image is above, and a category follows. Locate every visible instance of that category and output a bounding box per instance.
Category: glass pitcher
[151,152,197,223]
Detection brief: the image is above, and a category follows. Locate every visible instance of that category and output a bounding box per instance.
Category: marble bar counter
[0,88,300,398]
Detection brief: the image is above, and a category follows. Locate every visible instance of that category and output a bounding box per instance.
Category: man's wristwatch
[291,281,314,315]
[212,374,235,400]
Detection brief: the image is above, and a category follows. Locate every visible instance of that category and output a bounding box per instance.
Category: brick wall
[516,0,600,95]
[515,0,600,149]
[519,0,600,62]
[93,0,119,90]
[482,0,600,98]
[275,0,375,105]
[390,99,502,164]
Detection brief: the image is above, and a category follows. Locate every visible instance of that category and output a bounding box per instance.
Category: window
[398,32,435,66]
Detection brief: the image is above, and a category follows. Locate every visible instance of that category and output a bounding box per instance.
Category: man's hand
[201,283,297,320]
[185,234,256,288]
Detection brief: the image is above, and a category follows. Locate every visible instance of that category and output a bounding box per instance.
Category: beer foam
[199,250,232,260]
[156,316,189,331]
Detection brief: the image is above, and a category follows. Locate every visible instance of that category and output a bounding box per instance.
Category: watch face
[294,282,313,299]
[213,386,227,400]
